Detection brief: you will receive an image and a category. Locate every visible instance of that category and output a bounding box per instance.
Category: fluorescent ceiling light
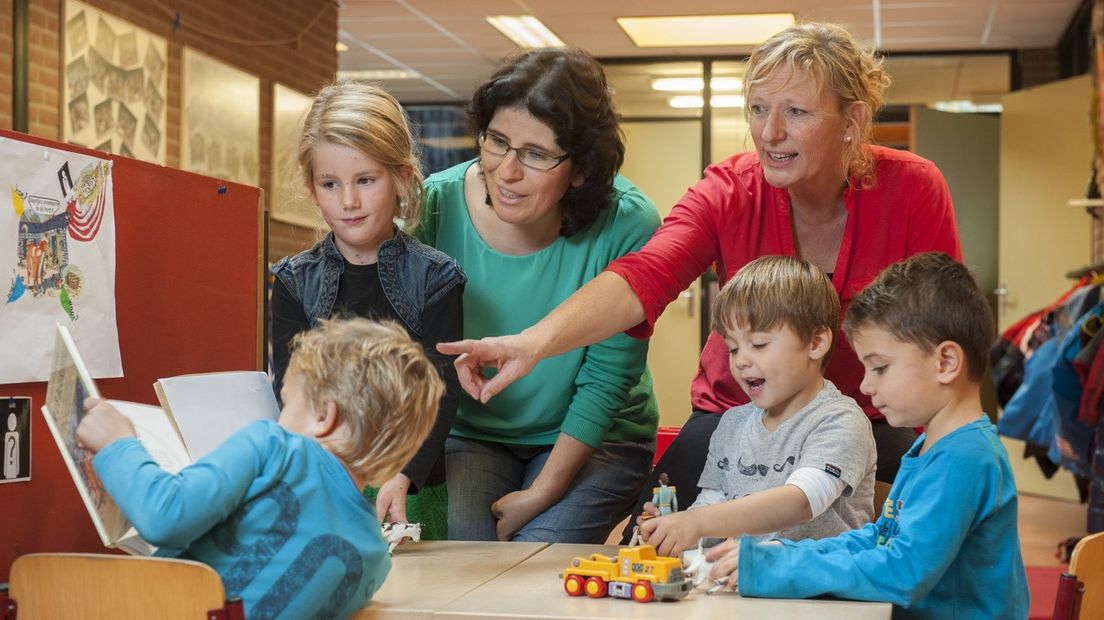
[335,41,349,52]
[931,100,1003,114]
[651,77,743,92]
[669,95,746,109]
[337,69,420,80]
[486,15,565,48]
[618,13,795,47]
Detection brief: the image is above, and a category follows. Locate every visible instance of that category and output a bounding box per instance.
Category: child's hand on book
[76,398,137,453]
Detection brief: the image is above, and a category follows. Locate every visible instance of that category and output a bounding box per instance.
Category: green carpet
[363,483,448,540]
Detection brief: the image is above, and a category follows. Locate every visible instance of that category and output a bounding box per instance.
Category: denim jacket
[270,230,465,337]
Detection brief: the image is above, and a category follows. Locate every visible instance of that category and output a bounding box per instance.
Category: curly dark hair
[469,48,625,237]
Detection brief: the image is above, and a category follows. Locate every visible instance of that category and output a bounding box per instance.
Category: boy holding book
[640,255,876,556]
[708,253,1028,618]
[76,318,442,618]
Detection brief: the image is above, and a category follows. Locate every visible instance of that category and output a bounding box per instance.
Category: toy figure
[627,473,678,547]
[381,521,422,554]
[651,472,677,515]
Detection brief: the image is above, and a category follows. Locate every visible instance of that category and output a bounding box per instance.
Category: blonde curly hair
[288,317,443,486]
[745,22,891,189]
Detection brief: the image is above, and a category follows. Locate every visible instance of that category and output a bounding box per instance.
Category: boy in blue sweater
[706,253,1028,619]
[76,318,443,619]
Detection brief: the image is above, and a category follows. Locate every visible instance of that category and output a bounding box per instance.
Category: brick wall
[1,0,335,260]
[0,0,12,130]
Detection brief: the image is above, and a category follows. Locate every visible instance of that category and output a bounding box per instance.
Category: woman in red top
[441,22,962,533]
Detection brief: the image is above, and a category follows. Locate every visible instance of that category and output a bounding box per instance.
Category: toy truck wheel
[631,580,654,603]
[584,576,607,598]
[563,574,585,596]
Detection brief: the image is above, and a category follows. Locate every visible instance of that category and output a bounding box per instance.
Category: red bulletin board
[0,129,265,580]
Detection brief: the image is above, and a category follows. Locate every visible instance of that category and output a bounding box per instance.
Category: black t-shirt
[332,261,392,320]
[269,257,463,489]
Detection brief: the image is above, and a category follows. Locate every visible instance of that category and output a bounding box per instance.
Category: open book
[40,324,279,555]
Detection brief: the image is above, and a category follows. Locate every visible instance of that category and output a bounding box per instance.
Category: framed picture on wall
[62,0,167,165]
[182,48,260,186]
[270,84,317,228]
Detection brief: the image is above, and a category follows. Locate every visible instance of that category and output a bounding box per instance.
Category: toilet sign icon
[2,397,31,483]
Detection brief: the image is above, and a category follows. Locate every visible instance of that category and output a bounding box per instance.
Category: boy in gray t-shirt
[639,256,876,557]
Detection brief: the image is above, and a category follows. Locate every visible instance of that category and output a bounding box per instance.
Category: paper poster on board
[63,0,168,165]
[0,138,121,384]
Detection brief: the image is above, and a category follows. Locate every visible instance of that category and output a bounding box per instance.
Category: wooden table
[352,541,547,619]
[436,544,893,620]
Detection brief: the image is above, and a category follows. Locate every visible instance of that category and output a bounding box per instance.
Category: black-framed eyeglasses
[478,131,570,171]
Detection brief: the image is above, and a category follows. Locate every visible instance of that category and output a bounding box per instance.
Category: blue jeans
[445,436,654,543]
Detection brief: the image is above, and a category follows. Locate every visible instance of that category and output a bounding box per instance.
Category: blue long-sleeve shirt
[738,417,1028,619]
[94,420,389,619]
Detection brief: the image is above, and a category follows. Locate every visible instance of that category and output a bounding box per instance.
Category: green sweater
[419,161,660,448]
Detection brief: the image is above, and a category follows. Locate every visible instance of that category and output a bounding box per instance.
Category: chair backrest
[873,481,893,518]
[8,553,237,619]
[1069,532,1104,619]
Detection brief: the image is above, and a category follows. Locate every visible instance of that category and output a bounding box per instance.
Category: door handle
[994,283,1009,317]
[677,287,695,318]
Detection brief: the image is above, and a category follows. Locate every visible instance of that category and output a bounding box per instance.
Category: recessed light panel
[618,13,795,47]
[486,15,565,48]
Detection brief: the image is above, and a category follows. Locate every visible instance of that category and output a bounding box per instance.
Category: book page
[155,371,279,460]
[108,400,191,474]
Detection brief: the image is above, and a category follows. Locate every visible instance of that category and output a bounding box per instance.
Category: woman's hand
[76,397,136,454]
[437,332,542,403]
[491,486,557,541]
[639,510,702,557]
[375,473,412,524]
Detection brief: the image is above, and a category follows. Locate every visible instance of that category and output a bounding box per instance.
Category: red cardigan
[607,145,962,419]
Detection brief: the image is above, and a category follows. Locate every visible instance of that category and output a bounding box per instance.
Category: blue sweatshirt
[738,417,1028,619]
[94,420,388,619]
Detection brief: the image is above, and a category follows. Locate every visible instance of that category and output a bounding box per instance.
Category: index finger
[436,339,477,356]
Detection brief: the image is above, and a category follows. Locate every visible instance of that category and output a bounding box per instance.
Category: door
[998,74,1094,500]
[621,120,703,427]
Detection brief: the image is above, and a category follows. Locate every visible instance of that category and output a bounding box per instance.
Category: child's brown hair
[843,252,992,382]
[289,317,442,486]
[712,255,840,368]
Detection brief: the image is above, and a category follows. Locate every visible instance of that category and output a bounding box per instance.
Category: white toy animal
[381,522,422,554]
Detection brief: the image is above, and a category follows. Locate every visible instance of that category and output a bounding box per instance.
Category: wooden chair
[1052,531,1104,619]
[873,481,893,518]
[1,553,244,619]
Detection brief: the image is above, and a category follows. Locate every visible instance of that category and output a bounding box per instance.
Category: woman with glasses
[440,22,964,542]
[417,48,661,543]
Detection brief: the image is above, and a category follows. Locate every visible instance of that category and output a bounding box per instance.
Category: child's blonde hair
[298,80,425,231]
[712,255,840,368]
[288,317,442,486]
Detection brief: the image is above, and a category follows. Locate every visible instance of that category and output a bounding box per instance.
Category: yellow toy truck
[560,545,692,603]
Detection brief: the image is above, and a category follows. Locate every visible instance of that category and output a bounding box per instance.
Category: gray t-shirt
[695,380,876,541]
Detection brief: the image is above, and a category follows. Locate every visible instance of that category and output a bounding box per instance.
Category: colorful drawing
[1,139,119,384]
